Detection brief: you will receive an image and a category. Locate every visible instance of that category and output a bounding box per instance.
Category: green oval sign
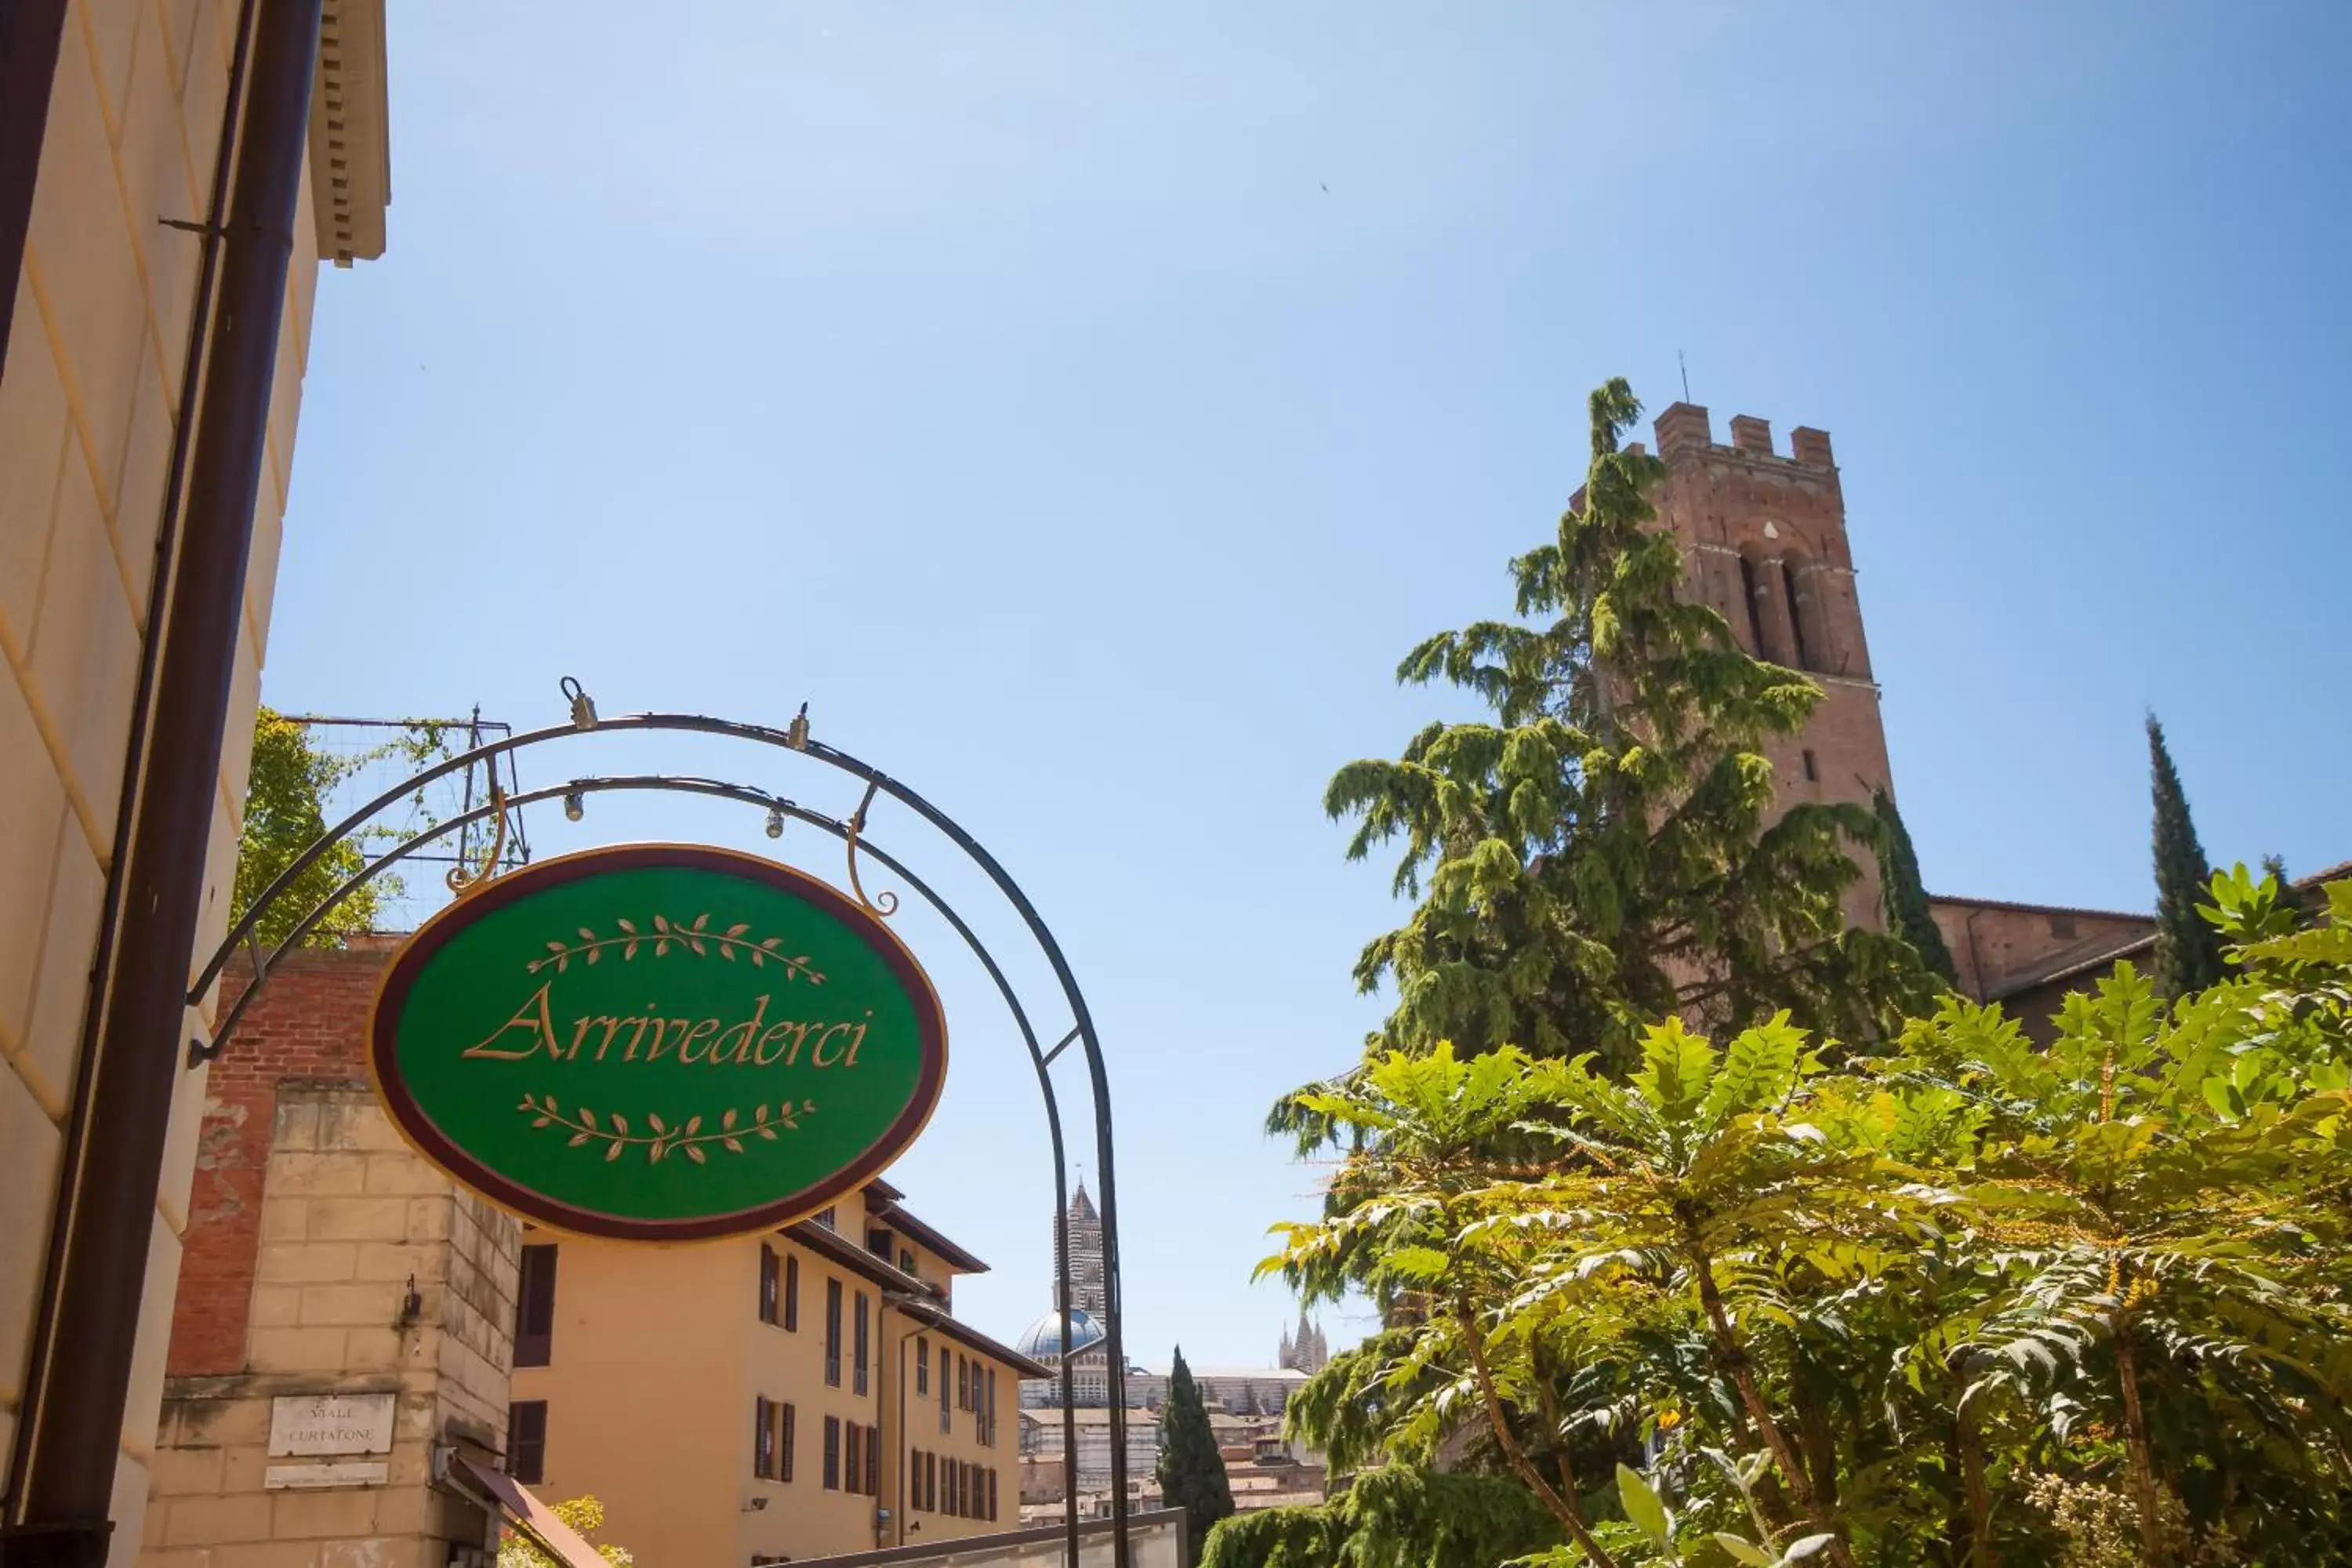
[368,845,946,1241]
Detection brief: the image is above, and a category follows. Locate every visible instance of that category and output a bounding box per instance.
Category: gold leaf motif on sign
[516,1094,819,1164]
[525,918,825,982]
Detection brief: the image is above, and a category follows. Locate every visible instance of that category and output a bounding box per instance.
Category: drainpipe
[877,1299,896,1549]
[5,2,321,1561]
[894,1315,909,1547]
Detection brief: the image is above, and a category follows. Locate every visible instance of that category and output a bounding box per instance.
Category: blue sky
[274,2,2352,1365]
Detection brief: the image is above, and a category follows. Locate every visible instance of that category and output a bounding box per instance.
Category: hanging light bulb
[765,805,786,839]
[563,789,585,822]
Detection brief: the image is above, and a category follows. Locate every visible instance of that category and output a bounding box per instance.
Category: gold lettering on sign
[810,1023,854,1067]
[462,982,565,1060]
[466,983,880,1072]
[754,1022,807,1066]
[677,1019,724,1063]
[717,995,771,1064]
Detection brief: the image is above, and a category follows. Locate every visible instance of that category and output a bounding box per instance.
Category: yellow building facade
[510,1178,1044,1565]
[1,0,387,1559]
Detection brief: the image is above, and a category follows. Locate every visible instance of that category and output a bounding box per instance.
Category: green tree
[1257,873,2352,1567]
[232,709,385,948]
[1302,379,1922,1089]
[230,708,456,949]
[1873,788,1958,988]
[1201,1468,1559,1568]
[1160,1349,1236,1562]
[497,1493,633,1568]
[2146,715,2225,999]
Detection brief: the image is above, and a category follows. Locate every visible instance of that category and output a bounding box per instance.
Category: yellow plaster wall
[506,1237,756,1567]
[0,0,325,1558]
[510,1219,1028,1566]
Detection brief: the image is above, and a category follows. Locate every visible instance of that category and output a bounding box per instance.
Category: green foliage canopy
[1871,789,1958,989]
[230,708,453,949]
[1258,870,2352,1567]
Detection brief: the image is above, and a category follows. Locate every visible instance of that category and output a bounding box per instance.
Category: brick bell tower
[1646,402,1893,928]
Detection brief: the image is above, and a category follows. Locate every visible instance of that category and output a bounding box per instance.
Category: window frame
[853,1290,870,1396]
[514,1245,557,1368]
[823,1278,843,1387]
[508,1400,548,1485]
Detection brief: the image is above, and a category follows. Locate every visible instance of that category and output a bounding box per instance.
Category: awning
[446,1453,608,1568]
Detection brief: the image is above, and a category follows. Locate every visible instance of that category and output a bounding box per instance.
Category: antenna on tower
[1679,350,1692,404]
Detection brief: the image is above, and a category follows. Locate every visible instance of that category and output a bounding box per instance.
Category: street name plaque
[368,845,946,1241]
[268,1392,396,1457]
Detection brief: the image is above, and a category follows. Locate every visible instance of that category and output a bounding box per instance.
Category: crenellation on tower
[1653,400,1713,455]
[1728,413,1773,456]
[1788,426,1834,468]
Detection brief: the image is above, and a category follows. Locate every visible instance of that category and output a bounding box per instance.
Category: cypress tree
[1872,789,1959,988]
[1157,1348,1233,1563]
[2147,714,2227,998]
[2262,853,2313,931]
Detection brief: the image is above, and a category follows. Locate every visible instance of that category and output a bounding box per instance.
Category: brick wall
[1926,898,2155,1007]
[1646,404,1893,929]
[169,949,388,1377]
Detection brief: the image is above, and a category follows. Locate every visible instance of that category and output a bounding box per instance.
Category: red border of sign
[365,844,948,1243]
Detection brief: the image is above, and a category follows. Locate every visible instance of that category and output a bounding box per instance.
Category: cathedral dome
[1014,1307,1106,1361]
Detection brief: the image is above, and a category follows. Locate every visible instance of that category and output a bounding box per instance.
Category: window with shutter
[754,1396,774,1479]
[507,1401,548,1484]
[866,1426,880,1497]
[853,1291,870,1396]
[758,1245,779,1325]
[823,1279,842,1386]
[915,1336,929,1394]
[514,1247,557,1367]
[780,1402,796,1483]
[822,1415,840,1490]
[844,1422,862,1494]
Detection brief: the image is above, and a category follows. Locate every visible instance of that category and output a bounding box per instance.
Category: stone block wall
[145,946,521,1568]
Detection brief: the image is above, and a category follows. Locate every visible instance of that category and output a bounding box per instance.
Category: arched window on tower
[1737,554,1768,656]
[1781,554,1832,673]
[1780,557,1812,670]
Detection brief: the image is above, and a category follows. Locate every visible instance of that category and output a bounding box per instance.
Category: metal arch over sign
[368,844,946,1241]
